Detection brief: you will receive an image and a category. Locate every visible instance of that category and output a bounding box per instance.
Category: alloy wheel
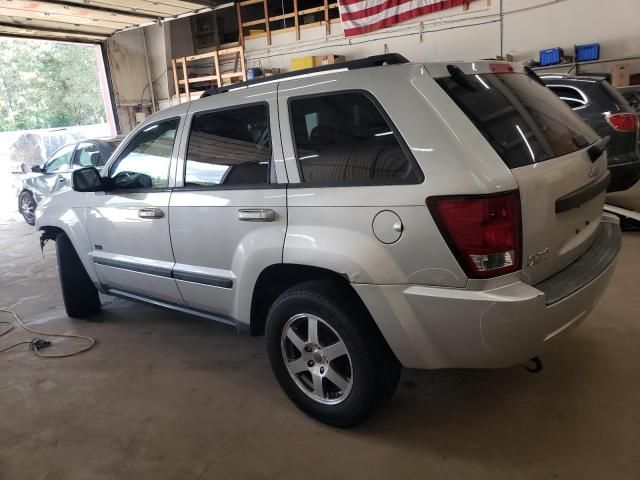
[281,313,353,405]
[20,195,35,223]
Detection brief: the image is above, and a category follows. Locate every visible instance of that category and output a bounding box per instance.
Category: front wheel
[18,191,36,225]
[265,280,400,427]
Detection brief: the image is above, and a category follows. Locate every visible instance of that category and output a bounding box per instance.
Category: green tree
[0,38,106,132]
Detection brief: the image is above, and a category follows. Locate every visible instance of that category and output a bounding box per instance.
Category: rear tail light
[427,191,522,279]
[606,113,639,132]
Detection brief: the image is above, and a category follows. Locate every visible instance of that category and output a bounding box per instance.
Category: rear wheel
[265,280,400,427]
[56,233,101,318]
[18,191,36,226]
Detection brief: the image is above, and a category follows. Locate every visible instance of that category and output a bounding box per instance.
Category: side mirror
[31,165,43,173]
[72,166,109,192]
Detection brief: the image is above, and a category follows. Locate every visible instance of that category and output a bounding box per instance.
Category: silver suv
[35,55,621,427]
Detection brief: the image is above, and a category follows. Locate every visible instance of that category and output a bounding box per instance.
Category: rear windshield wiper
[447,64,477,92]
[587,135,610,162]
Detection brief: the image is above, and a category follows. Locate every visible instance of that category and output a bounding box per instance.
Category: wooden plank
[299,6,326,15]
[186,51,219,62]
[181,57,190,102]
[221,72,244,80]
[294,0,299,41]
[239,0,264,5]
[242,19,266,27]
[269,12,295,22]
[324,0,330,35]
[239,47,246,81]
[220,46,244,55]
[213,51,222,87]
[171,58,180,105]
[180,75,220,84]
[236,1,244,45]
[263,0,271,45]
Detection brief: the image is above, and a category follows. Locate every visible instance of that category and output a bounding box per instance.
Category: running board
[104,287,242,332]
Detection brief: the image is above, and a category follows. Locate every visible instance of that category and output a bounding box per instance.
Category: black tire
[18,190,36,226]
[55,233,101,318]
[265,280,401,428]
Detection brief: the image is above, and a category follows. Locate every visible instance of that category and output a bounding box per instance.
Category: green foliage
[0,39,106,132]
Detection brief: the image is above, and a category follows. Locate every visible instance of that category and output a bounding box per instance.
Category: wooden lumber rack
[236,0,340,45]
[172,45,247,104]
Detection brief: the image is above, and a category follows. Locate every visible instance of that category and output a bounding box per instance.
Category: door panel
[169,86,286,323]
[85,116,185,303]
[170,189,287,317]
[38,144,75,200]
[86,191,183,302]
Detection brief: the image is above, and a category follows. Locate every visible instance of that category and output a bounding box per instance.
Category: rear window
[289,92,423,185]
[598,80,635,112]
[437,73,598,169]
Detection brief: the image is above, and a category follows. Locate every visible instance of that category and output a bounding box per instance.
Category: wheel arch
[37,214,99,285]
[250,263,371,337]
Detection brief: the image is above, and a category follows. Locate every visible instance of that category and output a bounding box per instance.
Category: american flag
[339,0,469,37]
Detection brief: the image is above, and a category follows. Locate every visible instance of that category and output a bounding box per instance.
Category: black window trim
[286,88,425,189]
[176,100,279,192]
[106,116,181,194]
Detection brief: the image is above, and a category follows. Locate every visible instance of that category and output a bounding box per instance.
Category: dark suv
[542,75,640,192]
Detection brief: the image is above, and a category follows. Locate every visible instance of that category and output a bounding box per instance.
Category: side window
[74,142,102,168]
[110,119,179,190]
[45,145,74,173]
[548,86,588,109]
[289,92,421,185]
[185,104,271,187]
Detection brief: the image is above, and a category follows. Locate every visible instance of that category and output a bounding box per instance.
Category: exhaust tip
[524,356,543,374]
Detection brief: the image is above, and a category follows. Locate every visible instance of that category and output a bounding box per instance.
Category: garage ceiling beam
[31,0,160,20]
[0,32,102,44]
[0,21,110,38]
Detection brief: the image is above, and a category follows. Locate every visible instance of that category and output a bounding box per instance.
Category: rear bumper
[354,216,621,369]
[608,152,640,192]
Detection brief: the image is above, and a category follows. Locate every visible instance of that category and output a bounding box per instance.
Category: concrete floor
[0,218,638,480]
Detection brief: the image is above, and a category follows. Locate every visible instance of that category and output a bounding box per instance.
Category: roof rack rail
[200,53,409,98]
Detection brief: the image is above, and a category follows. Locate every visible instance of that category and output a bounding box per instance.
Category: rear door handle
[58,175,66,182]
[138,207,164,219]
[238,208,276,222]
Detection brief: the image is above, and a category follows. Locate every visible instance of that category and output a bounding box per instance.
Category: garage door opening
[0,37,116,222]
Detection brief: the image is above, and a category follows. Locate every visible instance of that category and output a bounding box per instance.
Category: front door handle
[138,207,164,219]
[238,208,276,222]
